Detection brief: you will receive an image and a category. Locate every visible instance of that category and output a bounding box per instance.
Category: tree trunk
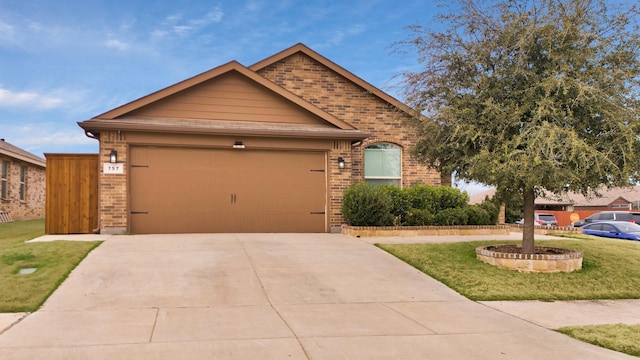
[522,186,536,254]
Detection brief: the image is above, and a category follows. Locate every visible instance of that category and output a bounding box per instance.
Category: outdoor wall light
[338,157,345,169]
[109,149,118,163]
[232,140,245,149]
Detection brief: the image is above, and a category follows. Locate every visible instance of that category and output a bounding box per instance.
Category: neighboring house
[0,138,46,221]
[78,43,446,234]
[470,187,640,211]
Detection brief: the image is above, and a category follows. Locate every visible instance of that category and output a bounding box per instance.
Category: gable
[79,60,367,140]
[126,70,331,126]
[250,43,417,117]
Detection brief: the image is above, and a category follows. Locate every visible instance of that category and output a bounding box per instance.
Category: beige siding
[128,71,330,126]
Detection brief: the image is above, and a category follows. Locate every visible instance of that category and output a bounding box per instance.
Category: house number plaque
[103,163,124,174]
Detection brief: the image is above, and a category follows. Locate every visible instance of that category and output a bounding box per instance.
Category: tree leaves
[398,0,640,252]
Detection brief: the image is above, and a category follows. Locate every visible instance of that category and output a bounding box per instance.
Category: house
[0,138,46,221]
[470,187,640,211]
[78,43,446,234]
[469,187,640,226]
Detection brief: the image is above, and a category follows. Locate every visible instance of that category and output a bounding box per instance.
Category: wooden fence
[45,154,99,234]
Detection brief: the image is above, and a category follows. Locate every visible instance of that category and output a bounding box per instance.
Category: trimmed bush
[434,207,469,226]
[379,185,412,225]
[433,186,469,212]
[404,208,435,226]
[478,200,499,224]
[405,185,438,212]
[342,183,487,227]
[464,205,492,225]
[342,183,394,226]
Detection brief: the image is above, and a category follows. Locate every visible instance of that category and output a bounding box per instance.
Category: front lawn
[377,235,640,357]
[557,324,640,357]
[377,236,640,301]
[0,219,101,312]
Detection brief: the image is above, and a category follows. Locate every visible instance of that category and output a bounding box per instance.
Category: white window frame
[19,165,26,201]
[1,160,7,200]
[364,143,402,187]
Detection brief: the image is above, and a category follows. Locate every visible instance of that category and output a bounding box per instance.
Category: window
[19,166,26,201]
[1,160,7,200]
[611,203,631,209]
[364,143,401,186]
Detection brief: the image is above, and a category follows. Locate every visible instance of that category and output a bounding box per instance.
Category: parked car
[572,211,640,227]
[516,213,558,226]
[581,221,640,241]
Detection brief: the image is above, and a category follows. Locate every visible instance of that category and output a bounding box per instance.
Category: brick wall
[99,131,128,234]
[257,53,443,229]
[0,156,45,220]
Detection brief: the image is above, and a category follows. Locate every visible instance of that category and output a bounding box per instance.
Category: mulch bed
[485,244,572,255]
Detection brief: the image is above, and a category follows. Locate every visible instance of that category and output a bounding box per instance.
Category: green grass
[377,236,640,301]
[0,219,101,312]
[377,235,640,357]
[557,324,640,357]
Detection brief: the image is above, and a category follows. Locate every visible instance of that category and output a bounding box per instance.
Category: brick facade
[89,44,445,233]
[98,132,128,234]
[0,155,46,220]
[257,53,443,229]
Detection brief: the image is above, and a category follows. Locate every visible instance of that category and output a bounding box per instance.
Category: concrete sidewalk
[0,233,636,359]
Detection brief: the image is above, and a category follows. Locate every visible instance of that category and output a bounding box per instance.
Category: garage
[129,146,327,234]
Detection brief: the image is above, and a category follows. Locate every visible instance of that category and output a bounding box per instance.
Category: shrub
[434,207,469,226]
[465,205,492,225]
[404,208,435,226]
[404,185,469,213]
[342,183,394,226]
[433,186,469,212]
[379,185,411,225]
[405,185,438,212]
[478,200,499,224]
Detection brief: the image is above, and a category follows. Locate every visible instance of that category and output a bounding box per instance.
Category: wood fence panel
[45,154,99,234]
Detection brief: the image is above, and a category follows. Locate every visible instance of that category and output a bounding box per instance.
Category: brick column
[99,131,128,234]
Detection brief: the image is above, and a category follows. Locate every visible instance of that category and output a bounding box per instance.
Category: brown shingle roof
[78,117,368,140]
[0,139,46,168]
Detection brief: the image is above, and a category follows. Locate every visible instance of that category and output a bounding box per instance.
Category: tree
[398,0,640,253]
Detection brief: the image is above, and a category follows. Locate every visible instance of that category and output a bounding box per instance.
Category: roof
[78,118,367,140]
[468,187,640,207]
[78,49,377,141]
[0,139,46,168]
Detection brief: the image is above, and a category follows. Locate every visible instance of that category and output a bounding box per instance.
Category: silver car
[516,213,558,226]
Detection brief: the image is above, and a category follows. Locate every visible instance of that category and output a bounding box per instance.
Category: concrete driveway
[0,234,634,359]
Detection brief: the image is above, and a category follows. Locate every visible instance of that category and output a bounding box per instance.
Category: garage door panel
[130,146,326,233]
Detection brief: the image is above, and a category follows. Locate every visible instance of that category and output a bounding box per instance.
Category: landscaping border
[341,224,582,237]
[341,225,510,237]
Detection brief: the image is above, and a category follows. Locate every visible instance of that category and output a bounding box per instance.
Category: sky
[0,0,490,194]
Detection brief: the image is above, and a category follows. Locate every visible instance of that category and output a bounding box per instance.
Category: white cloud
[172,25,192,36]
[105,39,129,51]
[152,6,224,39]
[0,86,63,109]
[2,124,99,156]
[0,18,17,44]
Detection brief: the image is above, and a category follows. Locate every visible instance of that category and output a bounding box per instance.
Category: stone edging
[476,244,583,273]
[341,225,510,237]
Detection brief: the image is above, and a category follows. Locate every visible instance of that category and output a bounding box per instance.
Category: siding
[128,71,329,125]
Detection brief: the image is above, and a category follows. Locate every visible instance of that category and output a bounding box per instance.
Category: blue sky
[0,0,490,194]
